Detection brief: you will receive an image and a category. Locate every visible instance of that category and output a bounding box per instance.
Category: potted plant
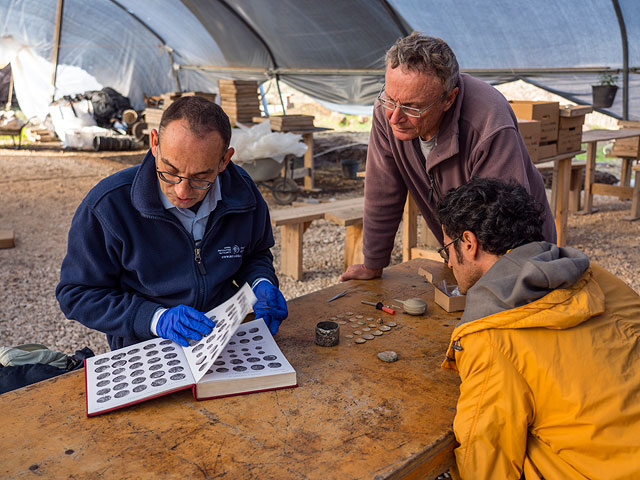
[592,72,619,108]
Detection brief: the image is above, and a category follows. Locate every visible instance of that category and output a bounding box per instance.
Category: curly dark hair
[159,96,231,150]
[437,177,545,256]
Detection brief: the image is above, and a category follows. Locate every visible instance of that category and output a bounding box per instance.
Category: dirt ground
[0,133,638,357]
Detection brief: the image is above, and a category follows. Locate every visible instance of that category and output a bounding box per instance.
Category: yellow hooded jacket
[442,242,640,479]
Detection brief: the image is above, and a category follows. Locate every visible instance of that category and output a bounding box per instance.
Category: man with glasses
[437,177,640,479]
[341,32,555,282]
[57,96,287,350]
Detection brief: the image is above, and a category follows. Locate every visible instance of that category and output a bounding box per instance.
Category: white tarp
[1,0,638,121]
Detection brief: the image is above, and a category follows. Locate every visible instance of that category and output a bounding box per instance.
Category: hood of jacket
[460,241,591,325]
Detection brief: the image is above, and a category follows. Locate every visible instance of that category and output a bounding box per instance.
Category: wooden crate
[611,120,640,158]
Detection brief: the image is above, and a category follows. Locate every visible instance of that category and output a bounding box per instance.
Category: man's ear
[461,230,479,260]
[218,147,234,173]
[443,87,459,112]
[150,129,159,157]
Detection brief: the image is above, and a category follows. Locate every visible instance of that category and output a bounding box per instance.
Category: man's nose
[175,179,192,197]
[387,105,406,124]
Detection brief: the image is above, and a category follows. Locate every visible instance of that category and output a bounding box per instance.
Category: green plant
[598,72,618,87]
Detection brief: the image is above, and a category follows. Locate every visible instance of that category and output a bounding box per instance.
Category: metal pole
[50,0,64,102]
[612,0,629,120]
[5,66,13,110]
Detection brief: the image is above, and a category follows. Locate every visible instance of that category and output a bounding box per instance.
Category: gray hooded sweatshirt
[460,241,590,325]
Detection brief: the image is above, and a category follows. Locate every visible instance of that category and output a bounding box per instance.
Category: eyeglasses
[437,236,461,263]
[377,84,446,118]
[155,144,217,190]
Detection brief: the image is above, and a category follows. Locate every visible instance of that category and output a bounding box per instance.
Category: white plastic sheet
[230,120,307,163]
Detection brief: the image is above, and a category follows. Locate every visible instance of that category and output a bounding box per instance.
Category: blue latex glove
[157,304,216,347]
[252,282,288,335]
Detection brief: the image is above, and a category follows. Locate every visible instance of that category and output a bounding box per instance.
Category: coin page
[86,338,194,416]
[182,283,257,383]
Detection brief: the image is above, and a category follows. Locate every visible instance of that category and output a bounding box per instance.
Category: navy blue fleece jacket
[56,150,278,350]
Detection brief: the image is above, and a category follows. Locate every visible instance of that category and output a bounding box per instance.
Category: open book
[85,284,297,416]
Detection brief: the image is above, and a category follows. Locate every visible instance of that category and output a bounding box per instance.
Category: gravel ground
[1,133,638,356]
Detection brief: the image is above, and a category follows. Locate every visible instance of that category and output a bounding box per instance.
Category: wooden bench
[270,197,364,280]
[0,126,25,148]
[625,163,640,221]
[536,161,586,213]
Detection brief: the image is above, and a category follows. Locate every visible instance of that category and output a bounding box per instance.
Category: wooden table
[0,259,461,480]
[581,129,640,213]
[287,127,332,191]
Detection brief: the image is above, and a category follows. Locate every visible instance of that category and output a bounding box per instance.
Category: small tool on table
[328,290,348,302]
[361,300,395,315]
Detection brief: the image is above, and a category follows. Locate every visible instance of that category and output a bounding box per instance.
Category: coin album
[84,284,297,416]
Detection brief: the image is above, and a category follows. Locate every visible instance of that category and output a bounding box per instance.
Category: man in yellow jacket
[436,177,640,480]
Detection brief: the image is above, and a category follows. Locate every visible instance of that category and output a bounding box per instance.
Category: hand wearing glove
[156,304,215,347]
[252,281,288,335]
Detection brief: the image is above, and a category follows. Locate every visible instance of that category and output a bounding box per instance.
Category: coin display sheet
[85,283,257,416]
[200,319,295,382]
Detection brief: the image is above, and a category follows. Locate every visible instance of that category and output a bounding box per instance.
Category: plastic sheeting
[0,0,638,120]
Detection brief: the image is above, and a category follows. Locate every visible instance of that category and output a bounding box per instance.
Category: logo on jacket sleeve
[218,244,245,259]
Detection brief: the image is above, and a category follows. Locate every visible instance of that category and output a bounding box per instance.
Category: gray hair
[385,32,459,92]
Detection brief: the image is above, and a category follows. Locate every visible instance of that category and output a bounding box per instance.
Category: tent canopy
[1,0,639,120]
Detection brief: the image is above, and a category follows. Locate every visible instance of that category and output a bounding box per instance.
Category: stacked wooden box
[510,101,560,160]
[516,119,541,162]
[218,80,261,124]
[557,105,592,154]
[511,102,592,160]
[253,114,315,132]
[611,120,640,158]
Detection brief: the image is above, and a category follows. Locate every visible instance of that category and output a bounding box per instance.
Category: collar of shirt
[158,177,222,242]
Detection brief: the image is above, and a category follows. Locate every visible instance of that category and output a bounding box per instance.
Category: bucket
[341,159,360,179]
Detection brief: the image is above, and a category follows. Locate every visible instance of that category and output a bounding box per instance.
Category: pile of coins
[326,312,398,345]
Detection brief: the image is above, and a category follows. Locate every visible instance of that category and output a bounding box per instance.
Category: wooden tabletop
[0,258,461,480]
[581,128,640,143]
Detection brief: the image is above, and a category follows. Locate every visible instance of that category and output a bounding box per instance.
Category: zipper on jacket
[194,247,206,275]
[427,171,441,204]
[452,340,463,351]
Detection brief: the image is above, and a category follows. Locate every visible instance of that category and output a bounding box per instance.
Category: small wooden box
[557,127,583,154]
[538,141,558,159]
[418,264,466,313]
[611,120,640,158]
[510,101,560,142]
[517,119,541,162]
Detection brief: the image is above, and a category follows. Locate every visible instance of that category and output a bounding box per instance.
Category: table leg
[280,223,305,280]
[582,141,597,213]
[302,133,317,191]
[403,194,418,262]
[625,167,640,221]
[620,157,633,199]
[554,157,571,246]
[344,224,364,270]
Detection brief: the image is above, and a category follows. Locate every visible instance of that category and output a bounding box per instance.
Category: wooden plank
[591,183,634,199]
[270,197,364,226]
[582,141,597,213]
[343,224,364,270]
[0,259,460,480]
[554,157,572,246]
[403,194,418,262]
[324,206,363,227]
[558,105,593,117]
[626,166,640,221]
[280,223,304,280]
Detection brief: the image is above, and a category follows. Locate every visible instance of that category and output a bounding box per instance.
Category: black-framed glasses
[437,236,461,263]
[155,144,217,190]
[377,84,446,118]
